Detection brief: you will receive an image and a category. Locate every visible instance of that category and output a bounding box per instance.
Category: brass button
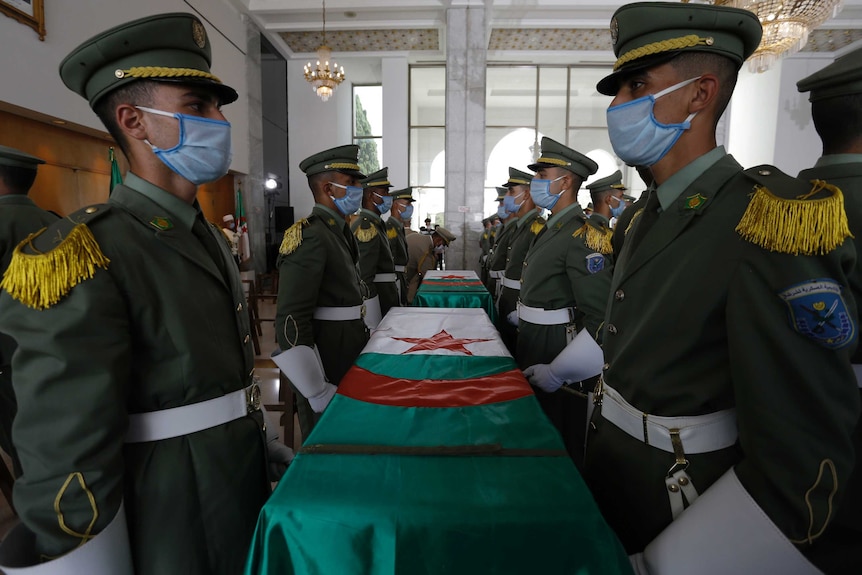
[607,324,618,335]
[602,363,610,371]
[236,302,243,312]
[758,169,771,176]
[243,334,250,344]
[668,483,680,493]
[614,289,625,301]
[678,476,689,486]
[85,206,98,214]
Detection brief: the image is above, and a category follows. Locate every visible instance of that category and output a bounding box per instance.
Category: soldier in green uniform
[272,145,370,438]
[514,137,609,467]
[582,4,859,573]
[588,170,627,230]
[0,14,284,574]
[796,48,862,574]
[386,186,415,305]
[485,188,517,296]
[479,216,492,284]
[351,167,398,324]
[496,168,541,355]
[0,147,58,479]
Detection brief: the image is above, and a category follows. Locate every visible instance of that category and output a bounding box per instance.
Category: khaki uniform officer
[583,4,859,573]
[405,226,456,304]
[0,147,58,479]
[273,145,369,438]
[496,168,542,355]
[514,138,607,467]
[387,186,415,305]
[351,167,398,324]
[0,14,278,575]
[797,48,862,574]
[485,188,517,296]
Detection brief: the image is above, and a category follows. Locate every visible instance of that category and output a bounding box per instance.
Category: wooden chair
[264,373,298,449]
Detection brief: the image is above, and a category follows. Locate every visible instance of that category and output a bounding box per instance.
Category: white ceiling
[228,0,862,63]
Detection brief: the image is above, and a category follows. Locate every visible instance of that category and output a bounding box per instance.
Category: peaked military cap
[495,187,508,201]
[433,226,456,245]
[299,145,365,178]
[360,167,393,189]
[59,13,238,108]
[528,137,599,179]
[504,167,534,187]
[587,170,627,194]
[0,146,45,170]
[597,2,762,96]
[798,45,862,102]
[389,186,415,201]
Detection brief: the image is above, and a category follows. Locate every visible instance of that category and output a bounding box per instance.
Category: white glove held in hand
[507,310,519,326]
[308,382,337,413]
[522,329,604,393]
[262,407,295,482]
[272,345,335,413]
[523,363,564,393]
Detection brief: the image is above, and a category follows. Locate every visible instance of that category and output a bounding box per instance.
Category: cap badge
[149,216,174,230]
[192,20,207,49]
[685,193,708,210]
[610,17,619,45]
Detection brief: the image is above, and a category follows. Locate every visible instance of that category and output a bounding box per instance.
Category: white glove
[522,329,604,393]
[308,382,337,413]
[629,553,649,575]
[262,406,295,481]
[272,345,336,413]
[507,310,519,326]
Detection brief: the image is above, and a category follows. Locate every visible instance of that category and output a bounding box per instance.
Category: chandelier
[303,0,345,102]
[697,1,844,73]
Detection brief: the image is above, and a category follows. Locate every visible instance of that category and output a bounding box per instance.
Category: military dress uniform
[352,168,398,319]
[0,147,58,478]
[516,139,608,465]
[386,187,414,305]
[796,50,862,574]
[584,5,860,573]
[611,190,648,260]
[486,188,516,296]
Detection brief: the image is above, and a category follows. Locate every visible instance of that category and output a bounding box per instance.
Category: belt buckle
[246,381,262,413]
[360,303,367,319]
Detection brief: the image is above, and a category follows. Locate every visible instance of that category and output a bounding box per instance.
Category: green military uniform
[0,15,270,575]
[0,147,58,478]
[484,189,514,295]
[387,187,414,305]
[517,138,608,465]
[611,190,647,260]
[584,5,859,573]
[796,49,862,574]
[352,169,398,317]
[275,145,369,438]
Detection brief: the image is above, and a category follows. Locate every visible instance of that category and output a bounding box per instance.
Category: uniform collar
[546,201,582,228]
[590,212,610,226]
[313,203,348,228]
[359,207,382,222]
[0,194,37,206]
[515,208,539,227]
[656,146,726,212]
[814,154,862,168]
[123,172,198,231]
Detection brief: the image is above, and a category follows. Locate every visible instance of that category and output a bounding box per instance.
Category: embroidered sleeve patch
[585,252,605,274]
[778,279,855,349]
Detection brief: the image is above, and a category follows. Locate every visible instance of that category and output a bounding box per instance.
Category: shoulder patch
[779,279,855,349]
[585,252,606,274]
[1,211,112,310]
[573,222,613,255]
[736,179,852,255]
[279,218,309,256]
[530,220,545,235]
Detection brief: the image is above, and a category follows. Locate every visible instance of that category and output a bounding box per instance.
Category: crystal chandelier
[699,1,844,73]
[303,0,345,102]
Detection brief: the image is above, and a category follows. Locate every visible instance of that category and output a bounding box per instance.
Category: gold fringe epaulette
[530,220,545,235]
[386,227,398,240]
[1,225,110,310]
[279,219,308,256]
[355,223,378,243]
[736,181,852,255]
[573,223,613,255]
[624,209,644,237]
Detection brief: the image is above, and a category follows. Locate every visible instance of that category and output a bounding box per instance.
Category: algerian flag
[109,147,122,194]
[245,307,630,575]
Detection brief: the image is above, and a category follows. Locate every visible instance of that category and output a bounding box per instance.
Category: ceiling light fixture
[303,0,345,102]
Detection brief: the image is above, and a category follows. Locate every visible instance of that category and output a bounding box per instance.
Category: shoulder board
[386,227,398,240]
[530,220,545,235]
[354,218,378,243]
[572,221,613,255]
[1,204,112,310]
[279,218,310,256]
[736,166,851,255]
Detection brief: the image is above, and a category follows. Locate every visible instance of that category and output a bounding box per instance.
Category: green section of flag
[355,352,515,380]
[109,147,122,194]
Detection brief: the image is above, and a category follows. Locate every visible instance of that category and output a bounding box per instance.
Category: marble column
[445,4,486,271]
[242,16,267,275]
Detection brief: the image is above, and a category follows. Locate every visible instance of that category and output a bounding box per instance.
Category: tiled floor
[0,294,299,541]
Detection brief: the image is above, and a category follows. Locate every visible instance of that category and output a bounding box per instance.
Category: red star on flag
[393,330,492,356]
[439,274,468,279]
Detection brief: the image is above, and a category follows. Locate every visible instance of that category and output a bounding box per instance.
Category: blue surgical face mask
[606,76,700,167]
[609,195,626,218]
[503,190,526,214]
[374,192,393,214]
[401,204,414,220]
[329,181,363,216]
[496,205,508,220]
[136,106,232,185]
[530,175,566,210]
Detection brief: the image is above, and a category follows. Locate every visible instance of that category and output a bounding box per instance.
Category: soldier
[273,145,370,438]
[386,186,415,305]
[512,137,608,467]
[405,226,456,304]
[0,146,58,479]
[485,188,516,296]
[496,168,542,355]
[220,213,241,265]
[479,216,492,284]
[0,14,286,574]
[796,47,862,574]
[587,170,627,229]
[352,167,398,323]
[583,3,858,573]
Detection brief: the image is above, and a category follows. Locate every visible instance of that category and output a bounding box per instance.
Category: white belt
[373,273,397,283]
[517,302,575,325]
[489,270,504,279]
[853,364,862,388]
[500,276,520,290]
[126,383,260,443]
[598,382,738,454]
[394,265,405,272]
[313,304,364,321]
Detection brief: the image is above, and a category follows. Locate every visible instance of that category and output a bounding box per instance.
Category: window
[353,84,383,176]
[409,66,446,229]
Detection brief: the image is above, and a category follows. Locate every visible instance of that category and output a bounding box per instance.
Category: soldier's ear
[117,104,149,143]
